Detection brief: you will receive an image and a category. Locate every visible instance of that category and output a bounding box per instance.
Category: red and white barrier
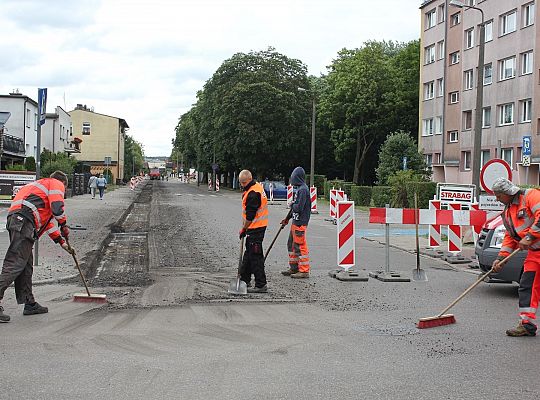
[447,203,462,254]
[287,184,293,206]
[208,177,212,191]
[369,207,487,226]
[310,186,318,214]
[337,201,355,270]
[130,177,135,191]
[329,189,337,218]
[216,178,220,192]
[471,203,481,245]
[428,200,441,248]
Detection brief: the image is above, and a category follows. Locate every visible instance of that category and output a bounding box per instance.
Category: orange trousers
[519,255,540,327]
[287,225,310,273]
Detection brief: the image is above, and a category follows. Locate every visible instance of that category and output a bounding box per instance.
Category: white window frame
[484,20,493,42]
[481,150,490,166]
[463,110,472,130]
[425,8,436,30]
[520,99,532,123]
[82,122,91,135]
[521,51,533,75]
[498,103,514,126]
[451,12,461,26]
[435,116,443,134]
[501,148,513,166]
[425,44,435,64]
[523,2,535,27]
[450,51,460,65]
[423,118,434,136]
[449,91,459,104]
[424,81,435,100]
[437,78,444,97]
[437,40,445,60]
[438,4,445,23]
[482,107,491,128]
[448,131,459,143]
[426,154,433,168]
[464,69,474,90]
[465,28,474,49]
[484,63,493,85]
[463,151,471,170]
[500,10,517,36]
[26,109,30,128]
[499,56,516,80]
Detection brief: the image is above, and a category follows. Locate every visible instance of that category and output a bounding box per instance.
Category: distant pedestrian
[281,166,311,279]
[0,170,74,323]
[96,173,107,200]
[88,174,97,199]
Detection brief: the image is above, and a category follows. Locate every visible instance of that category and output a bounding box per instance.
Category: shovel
[412,192,428,282]
[228,236,247,295]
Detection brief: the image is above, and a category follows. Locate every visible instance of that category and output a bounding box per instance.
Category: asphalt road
[1,179,538,399]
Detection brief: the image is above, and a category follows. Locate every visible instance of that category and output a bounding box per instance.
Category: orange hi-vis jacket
[498,189,540,258]
[8,178,67,244]
[242,182,268,231]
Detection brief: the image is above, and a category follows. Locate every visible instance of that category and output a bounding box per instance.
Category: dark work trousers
[0,214,36,305]
[240,231,267,288]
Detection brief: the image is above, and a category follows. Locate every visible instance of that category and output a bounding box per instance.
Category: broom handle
[437,248,520,317]
[67,239,92,297]
[264,223,286,261]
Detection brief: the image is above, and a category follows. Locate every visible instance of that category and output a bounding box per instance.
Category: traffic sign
[523,136,531,156]
[479,195,505,211]
[523,155,531,167]
[480,158,512,194]
[437,183,475,204]
[38,88,47,126]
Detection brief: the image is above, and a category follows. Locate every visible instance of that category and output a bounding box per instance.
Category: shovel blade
[228,277,248,295]
[412,268,428,282]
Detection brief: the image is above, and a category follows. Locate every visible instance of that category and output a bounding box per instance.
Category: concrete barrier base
[335,270,369,282]
[369,271,411,282]
[421,247,445,258]
[442,252,472,264]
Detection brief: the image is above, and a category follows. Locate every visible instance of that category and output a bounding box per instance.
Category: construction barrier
[310,186,318,214]
[447,203,462,254]
[287,184,293,206]
[130,177,135,190]
[329,189,337,219]
[369,207,487,227]
[208,177,212,191]
[216,178,220,192]
[428,200,441,248]
[337,201,355,269]
[269,182,274,202]
[471,203,481,245]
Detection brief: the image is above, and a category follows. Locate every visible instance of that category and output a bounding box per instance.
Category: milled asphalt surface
[1,179,539,399]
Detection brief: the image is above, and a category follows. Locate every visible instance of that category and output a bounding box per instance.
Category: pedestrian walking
[0,171,74,323]
[96,173,107,200]
[238,169,268,293]
[88,173,97,199]
[492,177,540,337]
[281,166,311,279]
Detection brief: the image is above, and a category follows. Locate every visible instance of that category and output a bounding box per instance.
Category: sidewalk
[0,181,146,283]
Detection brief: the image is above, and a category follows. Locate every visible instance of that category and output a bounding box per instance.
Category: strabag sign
[437,184,476,204]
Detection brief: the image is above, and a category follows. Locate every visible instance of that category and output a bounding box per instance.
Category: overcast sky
[0,0,420,157]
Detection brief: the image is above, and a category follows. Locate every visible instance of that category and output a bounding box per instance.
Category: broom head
[417,314,456,329]
[73,293,107,303]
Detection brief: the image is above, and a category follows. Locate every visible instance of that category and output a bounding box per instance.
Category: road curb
[33,273,79,286]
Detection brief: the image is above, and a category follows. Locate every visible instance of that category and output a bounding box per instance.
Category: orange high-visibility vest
[242,182,268,230]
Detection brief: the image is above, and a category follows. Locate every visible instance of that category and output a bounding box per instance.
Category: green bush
[407,181,437,208]
[341,182,354,197]
[6,164,26,171]
[372,186,392,207]
[387,170,434,208]
[351,185,372,206]
[312,174,325,197]
[24,157,36,171]
[41,152,78,178]
[324,179,344,200]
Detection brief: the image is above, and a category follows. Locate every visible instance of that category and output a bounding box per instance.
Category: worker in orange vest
[492,177,540,337]
[0,171,73,323]
[238,169,268,293]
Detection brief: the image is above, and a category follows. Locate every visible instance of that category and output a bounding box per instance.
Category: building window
[465,28,474,49]
[437,78,444,97]
[523,2,535,27]
[424,44,435,64]
[435,153,442,164]
[34,113,37,131]
[501,148,513,166]
[520,99,532,122]
[464,69,474,90]
[435,116,443,134]
[463,111,473,130]
[426,154,433,168]
[481,150,491,166]
[437,40,445,60]
[484,20,493,42]
[425,8,436,30]
[449,91,459,104]
[82,122,91,135]
[500,10,517,36]
[448,131,459,143]
[482,107,491,128]
[424,81,435,100]
[423,118,434,136]
[26,109,30,128]
[450,12,461,26]
[521,51,533,75]
[450,51,460,65]
[463,151,471,170]
[498,103,514,125]
[438,4,445,23]
[499,56,516,80]
[484,63,493,85]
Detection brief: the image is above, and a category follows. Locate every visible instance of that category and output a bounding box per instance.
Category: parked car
[475,213,526,283]
[262,180,288,200]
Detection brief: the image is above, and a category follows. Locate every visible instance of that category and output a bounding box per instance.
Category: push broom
[67,240,107,303]
[417,248,519,329]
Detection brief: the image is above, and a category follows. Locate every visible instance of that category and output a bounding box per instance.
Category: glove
[280,219,289,226]
[239,228,247,239]
[60,225,70,239]
[61,242,75,255]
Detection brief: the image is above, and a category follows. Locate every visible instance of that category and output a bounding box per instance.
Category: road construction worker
[0,171,74,323]
[492,177,540,337]
[238,169,268,293]
[281,166,311,279]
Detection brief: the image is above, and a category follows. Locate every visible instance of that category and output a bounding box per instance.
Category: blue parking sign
[523,136,531,156]
[38,88,47,126]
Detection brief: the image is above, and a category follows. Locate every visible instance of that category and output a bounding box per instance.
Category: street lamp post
[450,0,485,200]
[298,87,316,188]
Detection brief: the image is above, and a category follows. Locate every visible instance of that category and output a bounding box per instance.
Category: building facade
[419,0,538,185]
[70,104,128,182]
[43,106,81,155]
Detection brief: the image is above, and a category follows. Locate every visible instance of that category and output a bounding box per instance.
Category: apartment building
[419,0,538,185]
[43,106,81,155]
[70,104,128,183]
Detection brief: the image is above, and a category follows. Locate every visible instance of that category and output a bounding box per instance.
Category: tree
[40,151,78,178]
[375,130,430,185]
[124,135,145,180]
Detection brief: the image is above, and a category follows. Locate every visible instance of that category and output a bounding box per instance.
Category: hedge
[351,185,372,206]
[324,179,344,200]
[372,186,392,207]
[341,182,354,197]
[406,181,437,209]
[312,174,325,197]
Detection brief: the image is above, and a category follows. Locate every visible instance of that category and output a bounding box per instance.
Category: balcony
[1,133,25,156]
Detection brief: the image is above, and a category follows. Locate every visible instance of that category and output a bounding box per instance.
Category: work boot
[506,322,537,337]
[247,285,268,293]
[23,302,48,316]
[291,272,310,279]
[281,269,298,276]
[0,305,10,323]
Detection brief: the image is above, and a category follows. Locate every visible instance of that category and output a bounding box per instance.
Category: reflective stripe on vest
[242,182,268,230]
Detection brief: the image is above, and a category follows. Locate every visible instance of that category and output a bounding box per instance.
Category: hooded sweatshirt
[290,166,311,226]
